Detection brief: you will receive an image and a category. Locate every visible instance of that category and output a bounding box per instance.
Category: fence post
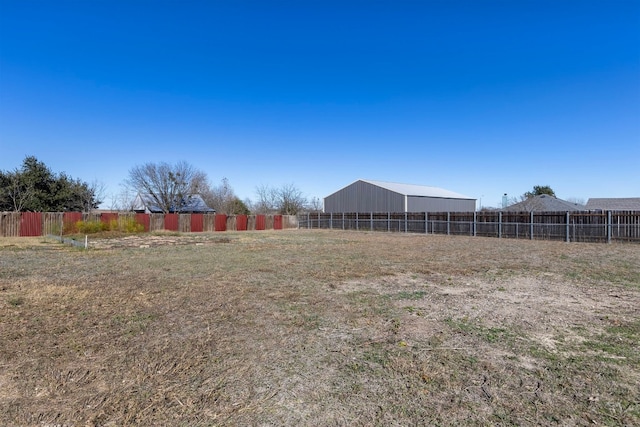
[356,212,359,231]
[607,211,612,244]
[404,212,408,233]
[528,214,533,239]
[447,212,450,235]
[387,212,390,232]
[425,212,429,234]
[370,212,373,231]
[566,211,570,243]
[499,212,502,238]
[473,211,476,236]
[329,213,333,230]
[342,212,345,230]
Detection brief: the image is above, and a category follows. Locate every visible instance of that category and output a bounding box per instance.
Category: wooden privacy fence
[298,211,640,243]
[0,212,298,237]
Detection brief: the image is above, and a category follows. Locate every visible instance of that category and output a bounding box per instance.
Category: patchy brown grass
[1,230,639,426]
[0,237,57,249]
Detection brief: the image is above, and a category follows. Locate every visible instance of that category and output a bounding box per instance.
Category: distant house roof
[360,179,474,200]
[585,198,640,211]
[132,193,215,213]
[503,194,585,212]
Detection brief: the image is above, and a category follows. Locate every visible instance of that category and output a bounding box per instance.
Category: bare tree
[307,196,323,212]
[107,193,119,211]
[201,177,238,214]
[254,183,307,215]
[0,169,34,211]
[125,161,207,213]
[254,184,277,214]
[110,186,139,212]
[276,183,307,215]
[78,180,106,212]
[189,170,210,195]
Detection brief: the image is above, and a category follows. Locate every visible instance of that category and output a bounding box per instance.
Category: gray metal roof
[360,179,474,200]
[585,198,640,211]
[133,193,215,213]
[503,194,585,212]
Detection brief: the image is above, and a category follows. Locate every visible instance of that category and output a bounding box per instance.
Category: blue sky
[1,0,638,209]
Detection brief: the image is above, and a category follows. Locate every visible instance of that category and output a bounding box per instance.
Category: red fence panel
[236,215,248,231]
[63,212,83,234]
[191,214,204,232]
[164,214,179,231]
[273,215,283,230]
[215,214,227,232]
[101,212,118,226]
[255,215,266,231]
[135,213,150,232]
[19,212,42,236]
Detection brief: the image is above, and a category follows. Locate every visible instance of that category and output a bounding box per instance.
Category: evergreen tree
[523,185,556,199]
[0,156,101,211]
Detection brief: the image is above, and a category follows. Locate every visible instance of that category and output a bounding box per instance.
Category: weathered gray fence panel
[299,211,640,244]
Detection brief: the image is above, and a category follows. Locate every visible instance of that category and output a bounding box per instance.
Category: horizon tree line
[1,157,313,215]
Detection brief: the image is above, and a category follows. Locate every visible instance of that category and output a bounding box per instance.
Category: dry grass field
[1,230,639,426]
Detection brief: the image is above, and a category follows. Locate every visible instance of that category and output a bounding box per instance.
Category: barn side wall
[324,181,404,213]
[407,196,476,212]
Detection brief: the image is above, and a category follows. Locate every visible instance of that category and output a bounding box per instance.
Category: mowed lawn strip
[1,230,639,426]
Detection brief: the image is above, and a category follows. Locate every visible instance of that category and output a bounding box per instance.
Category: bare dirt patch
[50,231,235,250]
[1,230,639,426]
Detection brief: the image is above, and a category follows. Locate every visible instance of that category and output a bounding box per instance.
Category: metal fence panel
[255,215,266,230]
[101,213,118,226]
[215,214,227,231]
[236,215,247,231]
[63,212,83,234]
[191,214,204,232]
[135,213,150,232]
[164,214,179,231]
[273,215,283,230]
[19,212,42,236]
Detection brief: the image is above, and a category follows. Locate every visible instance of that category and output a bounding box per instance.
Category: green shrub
[74,217,145,234]
[120,217,145,233]
[76,220,108,234]
[62,221,77,234]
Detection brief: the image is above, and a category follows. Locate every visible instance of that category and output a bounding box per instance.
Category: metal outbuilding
[323,179,476,213]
